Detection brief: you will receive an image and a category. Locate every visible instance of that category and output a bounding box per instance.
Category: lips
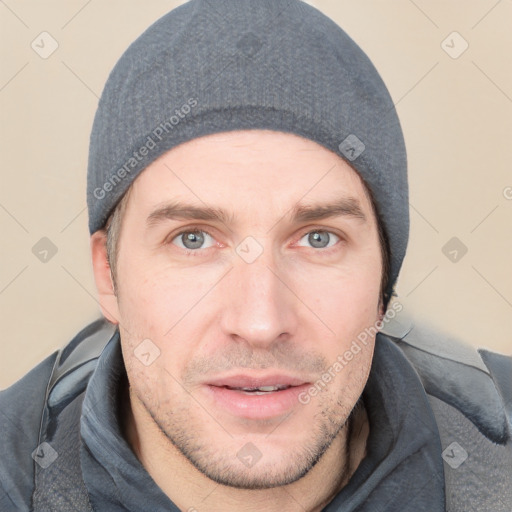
[224,384,289,395]
[203,373,311,419]
[206,374,308,389]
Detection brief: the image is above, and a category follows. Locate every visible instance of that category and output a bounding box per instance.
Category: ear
[91,230,120,324]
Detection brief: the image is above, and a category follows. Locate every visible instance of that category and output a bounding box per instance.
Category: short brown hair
[105,188,132,293]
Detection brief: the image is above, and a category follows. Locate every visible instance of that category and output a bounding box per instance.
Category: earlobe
[90,230,120,324]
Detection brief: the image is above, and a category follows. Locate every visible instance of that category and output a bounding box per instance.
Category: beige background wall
[1,0,511,389]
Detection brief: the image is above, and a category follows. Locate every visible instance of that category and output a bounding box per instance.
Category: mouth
[203,374,311,419]
[220,384,293,395]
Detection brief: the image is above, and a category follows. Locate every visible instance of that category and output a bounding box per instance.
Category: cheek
[293,259,381,325]
[288,254,381,379]
[115,256,219,375]
[116,253,193,328]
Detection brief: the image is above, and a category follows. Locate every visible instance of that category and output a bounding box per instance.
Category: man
[1,1,510,511]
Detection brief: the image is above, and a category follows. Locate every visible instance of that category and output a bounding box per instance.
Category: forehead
[125,130,376,221]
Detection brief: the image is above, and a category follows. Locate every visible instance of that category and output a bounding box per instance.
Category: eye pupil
[308,231,330,248]
[182,231,204,249]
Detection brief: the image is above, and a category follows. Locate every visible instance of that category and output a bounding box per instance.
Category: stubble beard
[134,386,355,490]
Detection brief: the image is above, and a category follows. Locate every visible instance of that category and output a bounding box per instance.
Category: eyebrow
[292,197,366,223]
[147,202,235,227]
[146,197,366,228]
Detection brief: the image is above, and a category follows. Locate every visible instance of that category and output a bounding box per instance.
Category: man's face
[104,129,383,489]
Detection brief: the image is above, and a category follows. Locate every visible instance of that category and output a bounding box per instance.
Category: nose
[219,246,299,349]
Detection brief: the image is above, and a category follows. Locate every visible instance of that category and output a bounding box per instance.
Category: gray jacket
[0,317,511,511]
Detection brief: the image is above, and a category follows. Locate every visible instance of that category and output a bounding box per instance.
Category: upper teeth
[239,385,284,392]
[256,386,279,392]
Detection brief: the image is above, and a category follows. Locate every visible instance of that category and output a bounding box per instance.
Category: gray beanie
[87,0,408,304]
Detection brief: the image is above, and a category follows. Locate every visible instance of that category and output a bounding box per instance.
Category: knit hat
[87,0,409,304]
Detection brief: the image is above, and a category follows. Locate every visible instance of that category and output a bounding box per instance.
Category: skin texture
[91,129,383,512]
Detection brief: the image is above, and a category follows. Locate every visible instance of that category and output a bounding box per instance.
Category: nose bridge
[220,240,296,346]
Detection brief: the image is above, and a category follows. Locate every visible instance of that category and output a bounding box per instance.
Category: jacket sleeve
[0,351,58,511]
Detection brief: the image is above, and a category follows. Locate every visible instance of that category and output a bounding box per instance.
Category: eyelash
[167,226,344,256]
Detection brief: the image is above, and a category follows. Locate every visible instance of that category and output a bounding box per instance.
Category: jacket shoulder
[0,350,58,510]
[0,319,116,510]
[381,311,511,445]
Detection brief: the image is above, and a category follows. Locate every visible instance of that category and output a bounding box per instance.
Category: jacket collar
[80,331,445,511]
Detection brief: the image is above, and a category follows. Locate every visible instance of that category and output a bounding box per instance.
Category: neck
[122,383,369,512]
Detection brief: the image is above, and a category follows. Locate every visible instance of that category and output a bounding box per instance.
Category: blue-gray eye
[298,230,339,249]
[172,230,215,250]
